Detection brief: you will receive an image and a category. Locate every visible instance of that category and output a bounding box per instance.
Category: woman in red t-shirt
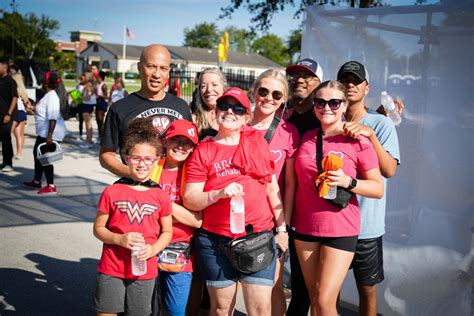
[184,87,288,316]
[246,69,300,314]
[293,80,383,315]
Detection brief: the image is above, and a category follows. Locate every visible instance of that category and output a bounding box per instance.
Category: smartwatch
[275,225,288,233]
[347,177,358,191]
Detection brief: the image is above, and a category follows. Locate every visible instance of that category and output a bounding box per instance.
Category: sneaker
[79,143,93,149]
[23,179,42,189]
[14,155,22,160]
[38,184,57,195]
[0,164,13,172]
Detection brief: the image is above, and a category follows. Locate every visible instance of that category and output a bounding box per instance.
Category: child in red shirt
[93,118,172,316]
[150,119,202,316]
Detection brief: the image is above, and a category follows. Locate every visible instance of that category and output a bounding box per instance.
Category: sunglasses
[127,155,158,166]
[257,87,284,101]
[291,73,319,82]
[313,98,344,110]
[339,76,365,86]
[216,102,247,116]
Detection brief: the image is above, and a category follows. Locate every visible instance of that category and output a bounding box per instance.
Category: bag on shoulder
[222,225,275,274]
[158,242,191,273]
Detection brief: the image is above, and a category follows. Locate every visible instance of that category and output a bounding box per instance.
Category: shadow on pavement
[0,253,98,315]
[0,166,107,228]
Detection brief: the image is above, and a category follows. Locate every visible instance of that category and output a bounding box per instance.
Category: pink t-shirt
[246,120,300,189]
[186,139,274,238]
[97,184,172,279]
[293,129,379,237]
[159,167,194,272]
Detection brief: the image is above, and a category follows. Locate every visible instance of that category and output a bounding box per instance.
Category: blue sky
[10,0,437,47]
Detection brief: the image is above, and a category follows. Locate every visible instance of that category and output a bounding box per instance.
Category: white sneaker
[79,143,93,149]
[0,164,13,172]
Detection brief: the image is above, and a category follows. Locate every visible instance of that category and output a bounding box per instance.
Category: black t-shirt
[286,107,321,137]
[101,92,192,152]
[0,75,18,117]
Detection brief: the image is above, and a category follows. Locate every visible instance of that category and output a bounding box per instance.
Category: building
[55,30,103,55]
[77,42,282,77]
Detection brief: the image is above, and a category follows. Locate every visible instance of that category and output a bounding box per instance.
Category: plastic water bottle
[131,241,147,276]
[324,185,337,200]
[230,195,245,234]
[381,91,402,126]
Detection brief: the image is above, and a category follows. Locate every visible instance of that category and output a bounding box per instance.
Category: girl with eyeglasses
[246,69,300,315]
[93,117,172,316]
[184,87,288,316]
[292,80,383,316]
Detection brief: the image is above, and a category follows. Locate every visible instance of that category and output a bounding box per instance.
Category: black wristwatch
[347,177,358,191]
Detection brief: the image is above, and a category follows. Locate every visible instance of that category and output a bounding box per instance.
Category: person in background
[149,119,202,316]
[69,74,86,141]
[80,72,96,148]
[184,87,288,316]
[93,117,173,316]
[189,71,201,114]
[337,61,400,316]
[10,63,32,160]
[284,58,324,315]
[109,76,128,104]
[99,44,192,178]
[22,71,67,195]
[247,69,300,316]
[193,68,227,139]
[95,70,108,144]
[0,57,18,172]
[293,80,383,315]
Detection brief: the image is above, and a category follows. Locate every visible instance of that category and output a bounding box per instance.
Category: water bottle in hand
[381,91,402,126]
[131,241,147,276]
[230,195,245,234]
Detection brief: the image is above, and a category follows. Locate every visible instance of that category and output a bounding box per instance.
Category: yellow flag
[223,32,229,62]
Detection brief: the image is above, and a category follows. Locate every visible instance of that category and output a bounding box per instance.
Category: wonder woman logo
[114,201,158,224]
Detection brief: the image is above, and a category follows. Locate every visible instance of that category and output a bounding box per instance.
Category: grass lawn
[63,78,141,93]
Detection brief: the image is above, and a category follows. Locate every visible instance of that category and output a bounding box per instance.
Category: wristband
[208,191,217,204]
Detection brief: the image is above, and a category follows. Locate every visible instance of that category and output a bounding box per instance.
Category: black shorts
[351,236,384,286]
[292,230,358,252]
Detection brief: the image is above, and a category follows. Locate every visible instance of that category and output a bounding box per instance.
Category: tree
[251,34,290,66]
[183,22,220,48]
[0,12,59,61]
[51,51,76,75]
[222,26,256,53]
[220,0,388,32]
[287,29,302,63]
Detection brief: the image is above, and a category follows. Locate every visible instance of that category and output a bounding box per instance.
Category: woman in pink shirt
[293,80,383,315]
[246,69,299,315]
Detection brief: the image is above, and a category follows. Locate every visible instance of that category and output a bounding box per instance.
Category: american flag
[126,27,136,40]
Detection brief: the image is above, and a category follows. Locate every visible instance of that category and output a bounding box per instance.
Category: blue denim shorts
[159,271,192,316]
[195,229,276,288]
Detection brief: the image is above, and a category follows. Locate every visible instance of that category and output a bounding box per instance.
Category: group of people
[92,43,400,316]
[69,66,129,148]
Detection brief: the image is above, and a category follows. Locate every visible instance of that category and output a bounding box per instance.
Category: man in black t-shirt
[99,45,192,177]
[0,58,18,172]
[285,58,323,137]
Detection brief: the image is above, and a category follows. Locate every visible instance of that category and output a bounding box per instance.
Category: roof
[87,42,281,68]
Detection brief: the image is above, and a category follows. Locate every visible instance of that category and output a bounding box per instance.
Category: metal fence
[169,66,256,104]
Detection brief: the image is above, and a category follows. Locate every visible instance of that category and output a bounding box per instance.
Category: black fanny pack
[222,224,275,274]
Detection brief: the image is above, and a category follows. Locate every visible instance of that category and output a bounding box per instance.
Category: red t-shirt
[97,184,172,279]
[186,140,274,238]
[293,129,379,237]
[159,168,194,272]
[246,120,300,189]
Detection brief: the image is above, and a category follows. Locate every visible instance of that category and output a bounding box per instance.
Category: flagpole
[122,25,126,81]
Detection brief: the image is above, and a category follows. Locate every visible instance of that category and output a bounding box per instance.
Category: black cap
[337,61,369,83]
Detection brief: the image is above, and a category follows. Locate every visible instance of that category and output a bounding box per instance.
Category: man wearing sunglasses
[285,58,323,315]
[338,61,400,316]
[100,45,192,177]
[285,58,323,137]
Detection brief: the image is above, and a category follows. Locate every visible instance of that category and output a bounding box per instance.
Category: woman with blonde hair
[10,64,32,159]
[193,67,228,139]
[247,69,300,315]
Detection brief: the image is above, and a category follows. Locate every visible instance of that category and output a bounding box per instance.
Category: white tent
[301,2,473,315]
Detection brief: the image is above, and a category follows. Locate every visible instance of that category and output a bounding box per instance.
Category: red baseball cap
[165,119,199,145]
[216,87,252,113]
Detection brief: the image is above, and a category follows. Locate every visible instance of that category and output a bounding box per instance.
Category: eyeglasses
[257,87,284,101]
[216,102,247,116]
[291,73,319,82]
[127,155,158,165]
[313,98,344,110]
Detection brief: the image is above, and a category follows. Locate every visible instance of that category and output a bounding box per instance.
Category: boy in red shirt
[93,118,172,316]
